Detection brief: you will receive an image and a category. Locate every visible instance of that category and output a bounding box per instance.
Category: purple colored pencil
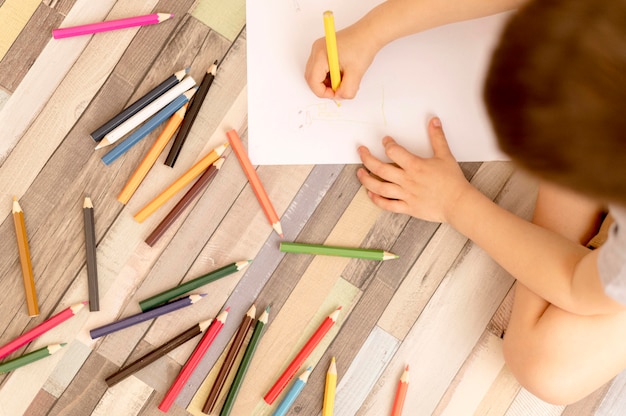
[89,294,206,339]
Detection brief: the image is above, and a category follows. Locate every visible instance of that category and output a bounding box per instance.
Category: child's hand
[304,24,379,100]
[357,117,473,224]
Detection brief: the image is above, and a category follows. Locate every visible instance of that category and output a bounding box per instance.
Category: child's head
[484,0,626,205]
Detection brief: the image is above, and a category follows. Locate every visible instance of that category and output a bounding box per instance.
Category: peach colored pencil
[226,129,283,237]
[12,197,39,316]
[117,104,188,204]
[133,142,228,223]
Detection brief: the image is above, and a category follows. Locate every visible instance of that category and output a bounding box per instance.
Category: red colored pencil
[391,365,410,416]
[158,308,229,412]
[226,129,283,237]
[264,306,341,404]
[0,302,86,360]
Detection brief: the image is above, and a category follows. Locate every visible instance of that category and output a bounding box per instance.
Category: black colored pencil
[83,196,99,311]
[164,61,218,167]
[90,68,188,142]
[105,318,211,387]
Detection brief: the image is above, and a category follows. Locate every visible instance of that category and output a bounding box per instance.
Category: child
[306,0,626,405]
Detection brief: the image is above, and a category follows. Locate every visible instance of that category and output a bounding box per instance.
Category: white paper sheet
[247,1,512,165]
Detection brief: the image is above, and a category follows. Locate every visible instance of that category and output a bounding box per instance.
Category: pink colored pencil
[264,306,342,404]
[53,13,173,39]
[0,302,86,360]
[158,308,229,412]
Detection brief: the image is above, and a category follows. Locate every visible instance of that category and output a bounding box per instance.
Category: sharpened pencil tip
[225,306,231,312]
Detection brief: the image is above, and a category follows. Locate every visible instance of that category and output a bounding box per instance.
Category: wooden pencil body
[12,199,39,316]
[83,197,99,311]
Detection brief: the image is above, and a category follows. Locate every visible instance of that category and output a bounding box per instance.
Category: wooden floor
[0,1,623,415]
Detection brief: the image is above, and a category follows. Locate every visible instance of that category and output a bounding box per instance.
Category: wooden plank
[21,388,58,416]
[433,332,505,416]
[191,0,245,42]
[43,340,93,398]
[332,326,400,416]
[0,0,41,61]
[594,370,626,416]
[505,389,564,416]
[474,366,522,416]
[0,0,117,164]
[92,376,153,416]
[0,0,78,92]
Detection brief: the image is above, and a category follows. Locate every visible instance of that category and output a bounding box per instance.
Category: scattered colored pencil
[0,343,66,374]
[101,88,197,165]
[279,242,398,261]
[165,61,218,167]
[95,76,196,150]
[226,129,283,237]
[158,308,229,412]
[203,304,256,414]
[391,365,410,416]
[133,142,228,223]
[0,302,85,360]
[83,197,99,311]
[53,13,173,39]
[273,367,312,416]
[90,68,188,142]
[323,357,337,416]
[12,197,39,317]
[264,306,341,405]
[144,157,224,246]
[139,260,250,311]
[89,294,206,339]
[323,11,341,91]
[117,103,189,204]
[105,317,212,387]
[220,305,270,416]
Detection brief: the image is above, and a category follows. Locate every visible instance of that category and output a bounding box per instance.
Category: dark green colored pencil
[138,260,252,311]
[0,343,66,373]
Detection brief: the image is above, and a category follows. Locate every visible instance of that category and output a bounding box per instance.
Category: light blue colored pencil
[101,88,197,165]
[273,367,312,416]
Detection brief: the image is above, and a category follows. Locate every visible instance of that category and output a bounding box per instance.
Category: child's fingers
[427,117,454,158]
[304,39,334,98]
[357,168,405,200]
[335,69,361,100]
[382,136,422,168]
[357,145,405,184]
[366,191,410,215]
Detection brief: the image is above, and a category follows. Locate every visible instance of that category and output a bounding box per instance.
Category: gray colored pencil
[83,197,99,311]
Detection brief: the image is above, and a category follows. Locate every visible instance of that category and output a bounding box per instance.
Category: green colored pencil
[220,306,270,416]
[279,242,398,261]
[0,343,66,373]
[139,260,251,311]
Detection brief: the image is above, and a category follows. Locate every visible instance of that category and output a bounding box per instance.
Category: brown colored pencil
[202,304,256,414]
[105,317,212,387]
[165,61,218,167]
[144,157,225,247]
[12,197,39,316]
[83,197,99,311]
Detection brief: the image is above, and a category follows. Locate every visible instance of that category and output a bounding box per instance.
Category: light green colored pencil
[279,242,398,261]
[0,343,66,373]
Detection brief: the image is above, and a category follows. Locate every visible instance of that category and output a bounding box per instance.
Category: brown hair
[484,0,626,205]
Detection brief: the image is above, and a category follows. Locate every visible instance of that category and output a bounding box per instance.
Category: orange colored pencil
[117,103,188,204]
[226,129,283,237]
[12,197,39,316]
[391,365,409,416]
[133,142,228,223]
[264,306,341,404]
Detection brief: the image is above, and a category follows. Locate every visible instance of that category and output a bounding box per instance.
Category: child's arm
[305,0,526,99]
[357,118,626,315]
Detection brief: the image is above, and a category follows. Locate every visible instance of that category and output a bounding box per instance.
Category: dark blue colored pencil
[89,294,206,339]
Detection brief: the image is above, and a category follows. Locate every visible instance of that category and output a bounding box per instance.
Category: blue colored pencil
[101,88,197,165]
[89,294,206,339]
[273,367,312,416]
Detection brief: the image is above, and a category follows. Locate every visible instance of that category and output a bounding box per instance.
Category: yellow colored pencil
[133,142,228,223]
[117,103,188,204]
[323,11,341,91]
[323,357,337,416]
[12,197,39,317]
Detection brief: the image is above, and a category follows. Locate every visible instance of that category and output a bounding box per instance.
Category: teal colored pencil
[220,306,270,416]
[0,343,66,373]
[272,367,312,416]
[139,260,252,311]
[279,242,398,261]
